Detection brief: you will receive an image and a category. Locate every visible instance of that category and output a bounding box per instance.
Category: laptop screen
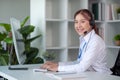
[10,18,26,64]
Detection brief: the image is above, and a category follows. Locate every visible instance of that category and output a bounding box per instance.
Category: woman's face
[74,13,91,36]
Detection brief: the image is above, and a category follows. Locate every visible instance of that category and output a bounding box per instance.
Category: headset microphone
[84,31,87,35]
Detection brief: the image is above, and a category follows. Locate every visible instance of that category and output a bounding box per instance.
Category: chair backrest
[10,18,26,64]
[110,49,120,76]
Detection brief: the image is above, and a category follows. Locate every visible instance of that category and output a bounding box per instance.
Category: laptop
[9,17,28,70]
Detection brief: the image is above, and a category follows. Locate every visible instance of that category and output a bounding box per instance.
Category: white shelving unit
[89,0,120,68]
[105,20,120,67]
[30,0,120,68]
[45,0,88,62]
[104,0,120,68]
[30,0,88,62]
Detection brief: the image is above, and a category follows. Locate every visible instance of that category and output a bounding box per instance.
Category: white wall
[0,0,43,57]
[0,0,30,23]
[30,0,46,56]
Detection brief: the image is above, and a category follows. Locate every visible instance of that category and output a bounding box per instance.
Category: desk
[0,64,120,80]
[0,64,56,80]
[55,72,120,80]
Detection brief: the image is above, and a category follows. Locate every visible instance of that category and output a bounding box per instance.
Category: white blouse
[58,30,111,74]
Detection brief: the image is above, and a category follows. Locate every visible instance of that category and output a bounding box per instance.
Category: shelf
[68,19,74,22]
[46,47,66,50]
[46,19,66,21]
[46,0,67,19]
[95,20,104,23]
[68,0,82,19]
[68,47,79,49]
[46,21,67,48]
[104,23,120,46]
[107,45,120,49]
[46,49,68,62]
[46,46,79,50]
[68,0,88,19]
[106,20,120,23]
[68,48,79,61]
[68,21,79,47]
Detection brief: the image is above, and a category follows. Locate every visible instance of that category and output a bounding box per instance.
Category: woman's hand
[41,61,58,72]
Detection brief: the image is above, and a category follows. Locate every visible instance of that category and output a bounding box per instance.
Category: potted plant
[17,16,44,64]
[42,51,56,61]
[0,23,13,65]
[113,34,120,46]
[116,7,120,19]
[0,16,44,65]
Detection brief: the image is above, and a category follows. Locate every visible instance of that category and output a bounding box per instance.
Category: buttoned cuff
[58,65,65,72]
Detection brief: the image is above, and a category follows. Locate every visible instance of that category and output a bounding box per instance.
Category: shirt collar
[79,30,95,43]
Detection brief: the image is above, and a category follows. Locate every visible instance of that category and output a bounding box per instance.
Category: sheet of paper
[33,68,47,72]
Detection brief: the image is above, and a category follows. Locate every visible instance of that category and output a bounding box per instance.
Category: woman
[41,9,111,73]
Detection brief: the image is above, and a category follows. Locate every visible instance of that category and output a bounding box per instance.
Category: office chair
[110,49,120,76]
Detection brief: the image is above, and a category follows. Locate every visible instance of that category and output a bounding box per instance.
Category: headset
[89,12,95,28]
[84,11,95,35]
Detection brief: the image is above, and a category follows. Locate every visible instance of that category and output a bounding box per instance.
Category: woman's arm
[58,39,104,72]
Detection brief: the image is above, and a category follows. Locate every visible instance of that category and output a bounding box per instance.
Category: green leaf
[114,34,120,40]
[0,49,8,54]
[0,52,9,66]
[18,25,35,38]
[116,8,120,13]
[2,51,9,64]
[4,37,13,44]
[42,51,56,61]
[0,57,7,65]
[0,32,7,41]
[33,57,44,64]
[26,34,42,43]
[0,45,2,49]
[24,47,38,64]
[0,23,11,32]
[21,16,30,27]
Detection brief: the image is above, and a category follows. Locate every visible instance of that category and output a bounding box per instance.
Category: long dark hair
[74,9,98,34]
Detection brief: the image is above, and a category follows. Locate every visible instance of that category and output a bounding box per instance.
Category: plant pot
[115,40,120,46]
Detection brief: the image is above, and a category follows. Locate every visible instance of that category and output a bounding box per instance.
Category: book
[101,2,106,21]
[91,2,102,20]
[111,3,120,20]
[105,4,113,20]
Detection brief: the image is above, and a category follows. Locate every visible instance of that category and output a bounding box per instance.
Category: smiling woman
[41,9,111,74]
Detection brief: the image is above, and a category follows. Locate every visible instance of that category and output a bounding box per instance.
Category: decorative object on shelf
[113,34,120,46]
[18,16,44,64]
[116,7,120,19]
[42,51,56,61]
[91,2,102,20]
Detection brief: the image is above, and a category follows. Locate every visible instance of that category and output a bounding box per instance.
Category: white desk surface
[0,64,120,80]
[0,64,56,80]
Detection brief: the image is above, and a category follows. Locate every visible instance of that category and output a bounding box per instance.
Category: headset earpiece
[89,13,95,28]
[90,19,95,28]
